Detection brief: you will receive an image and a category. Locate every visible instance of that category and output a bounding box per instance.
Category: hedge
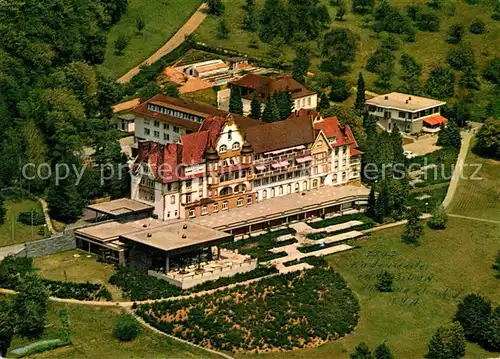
[0,256,111,301]
[109,265,279,301]
[135,267,359,352]
[18,211,46,226]
[10,339,69,358]
[307,213,372,229]
[306,222,374,240]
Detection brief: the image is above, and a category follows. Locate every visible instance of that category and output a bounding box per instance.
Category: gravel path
[117,3,208,84]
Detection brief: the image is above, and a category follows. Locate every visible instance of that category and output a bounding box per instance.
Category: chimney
[409,96,412,100]
[406,100,409,104]
[384,95,389,100]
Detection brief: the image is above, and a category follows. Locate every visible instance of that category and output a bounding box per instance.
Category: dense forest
[0,0,129,222]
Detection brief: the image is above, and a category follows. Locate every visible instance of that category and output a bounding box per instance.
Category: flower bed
[307,213,372,229]
[109,265,279,301]
[0,256,111,301]
[223,228,297,261]
[135,267,359,353]
[306,222,374,240]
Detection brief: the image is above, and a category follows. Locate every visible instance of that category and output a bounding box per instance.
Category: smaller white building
[366,92,447,134]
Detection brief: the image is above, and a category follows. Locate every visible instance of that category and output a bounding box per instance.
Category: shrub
[415,12,441,32]
[483,57,500,84]
[469,19,486,34]
[376,271,393,292]
[113,315,141,342]
[487,307,500,350]
[18,211,46,226]
[446,24,464,44]
[135,267,359,352]
[114,34,128,55]
[428,206,448,229]
[446,46,475,71]
[109,266,181,301]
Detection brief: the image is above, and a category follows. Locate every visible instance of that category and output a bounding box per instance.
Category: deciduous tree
[425,65,455,99]
[403,206,424,242]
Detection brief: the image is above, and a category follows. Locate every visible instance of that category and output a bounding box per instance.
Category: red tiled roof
[181,116,225,165]
[288,112,363,157]
[132,94,261,132]
[423,114,448,126]
[232,74,316,101]
[244,116,315,154]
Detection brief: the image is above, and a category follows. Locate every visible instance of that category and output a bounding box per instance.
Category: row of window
[294,96,313,109]
[219,142,240,153]
[143,128,179,142]
[188,196,253,218]
[147,104,204,123]
[369,106,440,120]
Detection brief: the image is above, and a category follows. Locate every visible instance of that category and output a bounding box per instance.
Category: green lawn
[0,198,45,247]
[8,302,220,359]
[447,144,500,221]
[100,0,203,79]
[33,250,124,301]
[237,218,500,359]
[195,0,499,113]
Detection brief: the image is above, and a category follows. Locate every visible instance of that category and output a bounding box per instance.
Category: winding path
[442,132,474,209]
[116,3,208,84]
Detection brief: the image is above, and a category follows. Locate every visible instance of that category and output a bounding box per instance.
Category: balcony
[254,149,312,166]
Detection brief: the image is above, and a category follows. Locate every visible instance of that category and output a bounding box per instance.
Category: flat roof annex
[120,221,231,254]
[87,198,154,217]
[366,92,446,112]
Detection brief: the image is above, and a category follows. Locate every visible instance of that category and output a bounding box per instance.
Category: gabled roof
[230,74,316,100]
[181,116,225,165]
[244,116,316,154]
[132,94,262,131]
[288,111,363,157]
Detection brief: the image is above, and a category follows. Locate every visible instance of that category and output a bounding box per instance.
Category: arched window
[232,142,240,150]
[262,190,267,199]
[295,183,300,192]
[303,181,308,191]
[271,188,275,197]
[219,145,227,153]
[170,195,176,204]
[287,184,292,194]
[237,198,244,207]
[278,186,283,195]
[222,201,229,210]
[313,179,319,189]
[220,187,233,196]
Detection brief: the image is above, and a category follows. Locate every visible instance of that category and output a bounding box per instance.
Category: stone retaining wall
[15,231,76,258]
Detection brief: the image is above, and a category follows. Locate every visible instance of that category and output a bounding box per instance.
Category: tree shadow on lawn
[401,235,421,247]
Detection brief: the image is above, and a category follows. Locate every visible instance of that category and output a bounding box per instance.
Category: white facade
[240,93,318,117]
[134,116,186,144]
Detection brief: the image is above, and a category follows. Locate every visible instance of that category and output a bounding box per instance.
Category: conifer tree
[229,87,244,115]
[390,126,405,165]
[404,206,424,242]
[277,91,293,120]
[367,186,376,218]
[318,92,331,110]
[350,342,375,359]
[374,343,394,359]
[271,95,282,122]
[426,322,466,359]
[250,93,262,119]
[355,72,366,111]
[0,195,6,225]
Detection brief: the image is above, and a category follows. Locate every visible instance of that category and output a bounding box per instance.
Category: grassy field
[194,0,499,113]
[7,301,220,359]
[0,198,45,247]
[33,250,124,301]
[100,0,203,79]
[447,144,500,221]
[237,217,500,359]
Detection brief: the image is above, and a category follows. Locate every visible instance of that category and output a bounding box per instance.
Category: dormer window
[219,145,227,153]
[232,142,240,150]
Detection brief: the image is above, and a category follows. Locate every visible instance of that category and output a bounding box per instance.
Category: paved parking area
[403,136,442,156]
